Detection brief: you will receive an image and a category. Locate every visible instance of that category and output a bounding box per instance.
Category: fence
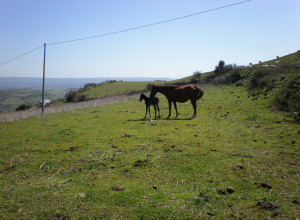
[0,94,134,122]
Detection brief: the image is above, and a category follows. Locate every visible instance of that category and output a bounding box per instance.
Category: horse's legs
[153,104,157,119]
[148,105,151,118]
[173,101,179,118]
[167,100,172,118]
[191,99,197,118]
[156,103,160,118]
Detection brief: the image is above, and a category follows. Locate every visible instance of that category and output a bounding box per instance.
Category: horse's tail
[195,86,204,100]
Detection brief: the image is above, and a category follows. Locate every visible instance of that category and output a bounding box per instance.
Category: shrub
[191,71,202,83]
[247,67,279,90]
[84,83,96,89]
[273,75,300,121]
[65,90,77,102]
[65,90,87,103]
[16,104,32,111]
[228,69,242,83]
[214,60,233,76]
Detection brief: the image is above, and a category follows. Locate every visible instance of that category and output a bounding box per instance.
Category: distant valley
[0,77,171,89]
[0,77,171,112]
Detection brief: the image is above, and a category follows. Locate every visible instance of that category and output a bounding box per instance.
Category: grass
[0,85,299,219]
[82,81,153,99]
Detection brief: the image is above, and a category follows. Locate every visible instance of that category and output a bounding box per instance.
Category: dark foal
[139,93,160,119]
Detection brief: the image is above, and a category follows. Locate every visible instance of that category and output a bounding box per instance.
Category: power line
[0,0,252,66]
[48,0,252,45]
[0,45,43,66]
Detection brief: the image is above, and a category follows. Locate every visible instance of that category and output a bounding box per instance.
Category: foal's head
[139,93,146,102]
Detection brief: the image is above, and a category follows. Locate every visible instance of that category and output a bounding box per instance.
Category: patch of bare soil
[257,201,278,210]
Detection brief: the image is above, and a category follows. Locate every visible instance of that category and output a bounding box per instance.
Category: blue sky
[0,0,299,79]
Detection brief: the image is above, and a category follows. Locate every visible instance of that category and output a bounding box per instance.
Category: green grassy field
[0,85,299,219]
[82,81,153,99]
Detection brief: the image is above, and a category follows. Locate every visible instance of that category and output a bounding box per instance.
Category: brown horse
[150,84,204,118]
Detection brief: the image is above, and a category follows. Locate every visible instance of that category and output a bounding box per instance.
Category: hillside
[82,81,153,99]
[70,50,299,122]
[0,77,171,112]
[0,86,299,219]
[79,50,300,96]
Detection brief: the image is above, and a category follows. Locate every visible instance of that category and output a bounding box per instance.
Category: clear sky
[0,0,299,79]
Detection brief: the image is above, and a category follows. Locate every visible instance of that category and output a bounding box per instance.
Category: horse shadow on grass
[127,116,194,122]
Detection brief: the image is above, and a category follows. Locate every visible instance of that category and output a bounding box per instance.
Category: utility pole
[41,43,46,114]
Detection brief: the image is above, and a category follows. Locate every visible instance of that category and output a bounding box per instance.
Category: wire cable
[0,45,43,66]
[48,0,252,45]
[0,0,252,65]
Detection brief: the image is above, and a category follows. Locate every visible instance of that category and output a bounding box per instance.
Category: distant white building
[39,99,51,106]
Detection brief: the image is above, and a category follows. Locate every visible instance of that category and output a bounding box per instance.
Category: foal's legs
[144,105,148,119]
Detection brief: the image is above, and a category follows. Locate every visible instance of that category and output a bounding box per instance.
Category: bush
[16,104,32,111]
[247,67,279,90]
[191,71,202,83]
[273,75,300,121]
[228,69,241,83]
[84,83,96,89]
[214,60,233,76]
[65,90,87,103]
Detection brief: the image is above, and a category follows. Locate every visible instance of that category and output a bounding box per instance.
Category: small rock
[49,216,67,220]
[79,193,85,198]
[217,189,226,195]
[153,185,158,190]
[227,186,235,193]
[233,165,244,169]
[292,199,300,204]
[261,183,272,189]
[273,211,281,217]
[111,186,124,191]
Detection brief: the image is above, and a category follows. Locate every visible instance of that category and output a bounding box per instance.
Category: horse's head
[150,84,157,98]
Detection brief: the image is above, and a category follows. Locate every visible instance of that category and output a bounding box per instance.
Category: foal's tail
[195,86,204,100]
